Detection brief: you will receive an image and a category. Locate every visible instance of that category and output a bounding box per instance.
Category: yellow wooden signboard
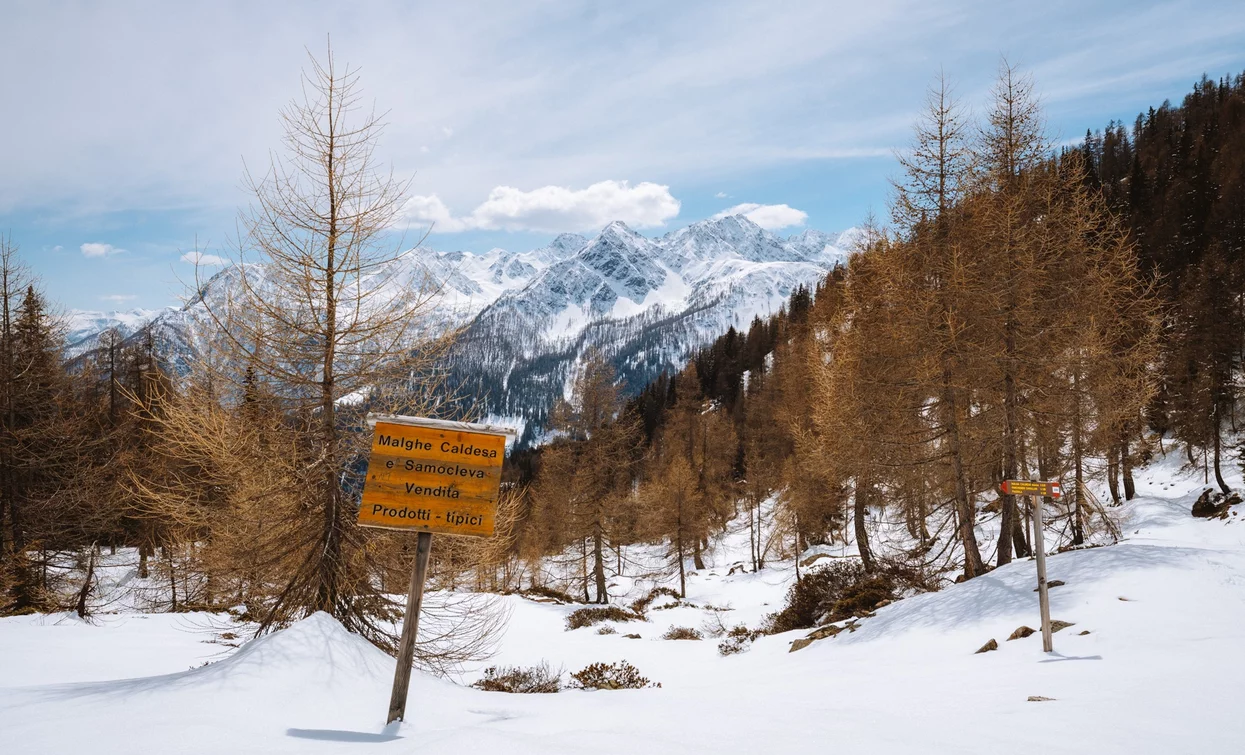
[357,416,511,537]
[1000,479,1062,499]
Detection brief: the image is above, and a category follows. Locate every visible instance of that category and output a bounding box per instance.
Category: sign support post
[1001,478,1060,654]
[388,530,432,724]
[356,414,515,727]
[1030,490,1053,652]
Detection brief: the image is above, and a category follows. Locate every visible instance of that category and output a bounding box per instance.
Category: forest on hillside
[2,57,1244,657]
[512,67,1245,602]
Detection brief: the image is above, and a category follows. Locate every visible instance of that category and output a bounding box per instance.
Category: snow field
[2,451,1244,753]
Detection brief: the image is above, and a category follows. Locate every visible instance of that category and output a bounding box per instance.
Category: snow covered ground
[3,451,1244,754]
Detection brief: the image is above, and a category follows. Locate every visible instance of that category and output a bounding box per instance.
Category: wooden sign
[358,416,511,538]
[1000,479,1062,499]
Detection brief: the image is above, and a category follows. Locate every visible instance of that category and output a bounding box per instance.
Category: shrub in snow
[597,625,617,635]
[764,561,866,633]
[472,662,563,693]
[566,606,643,630]
[517,585,580,604]
[764,560,920,633]
[660,626,702,640]
[570,661,659,690]
[629,586,681,614]
[827,573,898,621]
[718,625,762,656]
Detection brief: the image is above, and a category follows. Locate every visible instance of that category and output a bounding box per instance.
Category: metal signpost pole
[387,530,432,724]
[1031,490,1053,652]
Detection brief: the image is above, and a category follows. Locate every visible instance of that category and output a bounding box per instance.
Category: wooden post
[1030,492,1053,652]
[387,531,432,724]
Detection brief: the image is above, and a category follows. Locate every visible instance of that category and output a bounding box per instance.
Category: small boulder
[1191,489,1217,518]
[623,633,641,639]
[1027,696,1056,702]
[1192,490,1242,519]
[1051,620,1075,633]
[1077,630,1091,636]
[1007,626,1036,641]
[808,624,846,641]
[789,638,814,653]
[975,639,999,654]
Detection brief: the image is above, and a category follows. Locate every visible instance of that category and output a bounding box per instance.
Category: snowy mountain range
[66,215,853,443]
[66,307,168,349]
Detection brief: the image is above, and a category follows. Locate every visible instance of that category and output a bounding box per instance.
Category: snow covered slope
[3,454,1243,753]
[65,307,170,354]
[444,217,851,442]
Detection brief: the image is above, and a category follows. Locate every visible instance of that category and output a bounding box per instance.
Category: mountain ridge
[67,215,852,443]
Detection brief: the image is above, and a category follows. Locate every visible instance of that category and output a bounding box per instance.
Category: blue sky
[3,0,1244,312]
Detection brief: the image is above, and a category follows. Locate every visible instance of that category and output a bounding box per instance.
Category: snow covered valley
[3,454,1244,754]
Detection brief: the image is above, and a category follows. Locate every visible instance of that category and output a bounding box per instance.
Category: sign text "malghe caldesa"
[376,433,501,459]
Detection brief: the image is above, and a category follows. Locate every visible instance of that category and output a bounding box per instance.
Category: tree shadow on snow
[1038,652,1103,663]
[20,613,392,703]
[286,728,402,743]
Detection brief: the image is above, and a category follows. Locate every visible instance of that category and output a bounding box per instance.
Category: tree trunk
[1071,387,1086,545]
[1213,407,1230,494]
[315,112,343,619]
[75,547,97,619]
[167,547,178,612]
[1011,501,1031,558]
[793,513,801,583]
[941,362,984,578]
[676,499,686,598]
[1106,446,1121,506]
[916,494,930,551]
[748,500,757,572]
[592,524,607,604]
[580,538,590,603]
[998,245,1021,569]
[1121,434,1136,500]
[854,476,875,572]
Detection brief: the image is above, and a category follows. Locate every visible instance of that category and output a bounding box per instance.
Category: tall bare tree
[182,44,444,634]
[890,72,987,577]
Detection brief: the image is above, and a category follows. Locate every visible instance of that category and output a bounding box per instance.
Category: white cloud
[441,126,454,138]
[401,194,465,232]
[712,202,808,230]
[402,180,681,233]
[100,294,136,303]
[180,251,228,266]
[81,242,123,258]
[715,191,728,198]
